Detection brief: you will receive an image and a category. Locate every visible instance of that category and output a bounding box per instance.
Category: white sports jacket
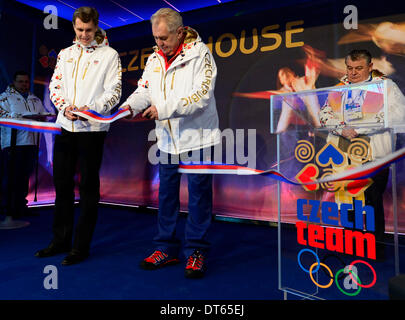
[49,29,122,132]
[0,85,47,149]
[121,27,220,154]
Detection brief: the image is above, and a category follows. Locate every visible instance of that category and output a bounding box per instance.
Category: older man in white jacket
[35,7,122,265]
[120,8,220,279]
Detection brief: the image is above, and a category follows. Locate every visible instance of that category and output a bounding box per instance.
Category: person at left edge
[0,71,47,218]
[35,6,122,265]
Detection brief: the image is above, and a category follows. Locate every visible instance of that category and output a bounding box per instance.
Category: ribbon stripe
[2,108,404,185]
[72,108,130,123]
[178,146,405,185]
[0,109,130,134]
[0,118,61,134]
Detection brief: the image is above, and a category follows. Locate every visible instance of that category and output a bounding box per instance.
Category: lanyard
[346,74,372,105]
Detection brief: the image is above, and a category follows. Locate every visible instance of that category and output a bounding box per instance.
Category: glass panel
[273,80,400,299]
[271,80,387,134]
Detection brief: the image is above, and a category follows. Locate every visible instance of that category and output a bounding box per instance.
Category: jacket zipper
[15,89,31,112]
[72,47,83,132]
[171,68,176,90]
[72,61,76,78]
[157,57,164,93]
[157,55,178,154]
[163,71,168,100]
[82,61,90,80]
[30,100,36,112]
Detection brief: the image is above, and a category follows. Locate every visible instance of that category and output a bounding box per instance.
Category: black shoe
[61,250,89,266]
[184,250,206,279]
[35,244,71,258]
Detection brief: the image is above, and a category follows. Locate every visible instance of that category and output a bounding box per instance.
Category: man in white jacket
[0,71,47,218]
[35,7,122,265]
[319,49,405,259]
[120,8,220,278]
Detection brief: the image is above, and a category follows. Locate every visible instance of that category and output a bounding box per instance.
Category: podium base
[0,216,30,229]
[389,274,405,300]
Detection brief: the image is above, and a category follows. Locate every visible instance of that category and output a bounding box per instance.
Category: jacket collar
[73,28,109,53]
[153,27,202,70]
[156,43,186,70]
[339,70,386,85]
[6,85,33,99]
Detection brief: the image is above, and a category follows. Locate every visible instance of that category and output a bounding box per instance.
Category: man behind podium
[319,49,405,259]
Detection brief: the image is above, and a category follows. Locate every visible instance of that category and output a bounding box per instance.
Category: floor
[0,205,404,302]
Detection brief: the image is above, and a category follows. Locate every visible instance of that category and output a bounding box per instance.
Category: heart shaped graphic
[316,143,346,167]
[39,56,49,68]
[346,178,372,196]
[295,164,319,191]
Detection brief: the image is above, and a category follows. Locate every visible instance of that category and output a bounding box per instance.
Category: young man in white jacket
[35,7,122,265]
[120,8,220,278]
[0,71,47,218]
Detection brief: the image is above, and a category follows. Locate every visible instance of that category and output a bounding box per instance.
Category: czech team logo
[293,139,377,296]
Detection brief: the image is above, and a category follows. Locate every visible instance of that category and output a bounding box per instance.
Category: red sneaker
[185,250,206,279]
[140,250,180,270]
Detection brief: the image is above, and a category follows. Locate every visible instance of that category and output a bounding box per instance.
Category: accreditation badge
[344,89,365,122]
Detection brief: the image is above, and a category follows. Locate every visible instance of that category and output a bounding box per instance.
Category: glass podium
[271,80,403,299]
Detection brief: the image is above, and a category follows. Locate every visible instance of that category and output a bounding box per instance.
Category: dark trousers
[1,145,37,218]
[154,149,213,258]
[51,129,106,253]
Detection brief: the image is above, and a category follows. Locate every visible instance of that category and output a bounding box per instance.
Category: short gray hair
[151,8,183,33]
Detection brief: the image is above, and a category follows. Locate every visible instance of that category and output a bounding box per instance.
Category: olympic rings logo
[297,249,377,296]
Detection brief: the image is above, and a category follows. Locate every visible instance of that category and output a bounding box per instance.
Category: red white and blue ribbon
[0,108,129,135]
[178,146,405,185]
[72,108,131,123]
[0,118,61,134]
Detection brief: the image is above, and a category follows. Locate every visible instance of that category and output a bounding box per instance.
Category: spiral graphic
[295,140,315,163]
[348,138,371,164]
[320,169,340,192]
